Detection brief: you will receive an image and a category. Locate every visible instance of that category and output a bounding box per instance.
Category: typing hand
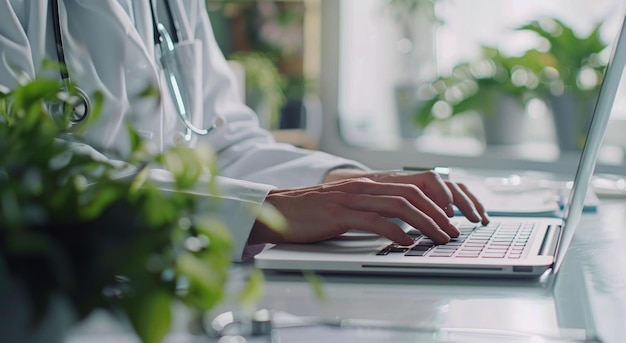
[248,178,462,246]
[324,169,490,225]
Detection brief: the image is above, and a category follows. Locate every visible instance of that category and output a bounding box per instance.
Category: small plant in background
[0,76,236,343]
[414,16,610,149]
[517,18,608,151]
[415,46,541,128]
[207,0,313,130]
[229,51,286,129]
[516,18,607,97]
[515,18,609,150]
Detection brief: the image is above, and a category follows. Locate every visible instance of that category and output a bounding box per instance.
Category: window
[320,0,626,176]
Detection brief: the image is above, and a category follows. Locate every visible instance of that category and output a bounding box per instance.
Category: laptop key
[405,242,434,256]
[430,252,455,257]
[483,252,506,258]
[387,246,409,253]
[406,249,429,256]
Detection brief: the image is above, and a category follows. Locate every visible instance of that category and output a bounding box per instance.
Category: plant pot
[548,93,596,152]
[395,83,423,139]
[481,95,527,146]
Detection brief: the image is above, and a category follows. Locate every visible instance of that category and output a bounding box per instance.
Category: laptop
[255,14,626,278]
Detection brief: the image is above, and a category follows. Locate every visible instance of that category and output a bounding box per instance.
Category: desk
[67,198,626,343]
[211,198,626,343]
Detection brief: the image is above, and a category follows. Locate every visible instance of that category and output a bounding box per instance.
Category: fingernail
[402,236,415,246]
[448,223,460,237]
[482,213,491,224]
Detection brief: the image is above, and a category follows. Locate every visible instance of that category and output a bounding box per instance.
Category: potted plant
[415,46,541,145]
[207,1,312,132]
[515,18,608,151]
[229,51,287,129]
[381,0,440,139]
[414,17,609,149]
[0,77,248,343]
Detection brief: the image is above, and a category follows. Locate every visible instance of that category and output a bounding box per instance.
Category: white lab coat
[0,0,367,261]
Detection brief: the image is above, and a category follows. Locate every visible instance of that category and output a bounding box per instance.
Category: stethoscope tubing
[51,0,69,82]
[50,0,90,125]
[51,0,224,138]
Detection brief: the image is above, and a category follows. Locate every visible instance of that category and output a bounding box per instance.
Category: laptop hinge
[539,225,561,256]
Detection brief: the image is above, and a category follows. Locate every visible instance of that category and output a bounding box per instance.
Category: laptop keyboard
[376,221,534,259]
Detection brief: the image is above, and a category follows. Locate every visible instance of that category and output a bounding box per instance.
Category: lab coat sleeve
[182,0,371,189]
[131,169,275,263]
[144,172,274,263]
[59,140,274,263]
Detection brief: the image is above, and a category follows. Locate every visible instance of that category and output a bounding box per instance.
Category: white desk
[67,197,626,343]
[208,197,626,343]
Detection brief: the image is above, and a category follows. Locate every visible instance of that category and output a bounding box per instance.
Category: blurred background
[206,0,626,176]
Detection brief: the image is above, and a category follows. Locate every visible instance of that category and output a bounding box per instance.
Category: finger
[331,192,455,243]
[371,184,459,239]
[445,181,483,223]
[336,182,460,243]
[331,206,415,246]
[416,171,455,217]
[457,182,490,225]
[376,171,455,217]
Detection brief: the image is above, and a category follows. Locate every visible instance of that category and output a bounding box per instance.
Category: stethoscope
[50,0,224,140]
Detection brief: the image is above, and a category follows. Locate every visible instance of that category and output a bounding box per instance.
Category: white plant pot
[548,93,596,152]
[481,95,527,146]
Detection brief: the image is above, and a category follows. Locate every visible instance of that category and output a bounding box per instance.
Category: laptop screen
[554,13,626,272]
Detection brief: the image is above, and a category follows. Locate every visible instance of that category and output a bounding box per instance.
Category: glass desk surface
[66,199,626,343]
[215,199,626,343]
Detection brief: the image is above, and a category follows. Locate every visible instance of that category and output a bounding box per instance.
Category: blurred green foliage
[0,76,232,343]
[207,0,314,129]
[415,17,608,128]
[229,51,286,129]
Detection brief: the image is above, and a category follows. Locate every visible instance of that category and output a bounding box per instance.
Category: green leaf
[177,252,227,311]
[238,268,265,311]
[1,190,23,227]
[5,231,53,255]
[127,126,145,160]
[255,203,287,234]
[139,84,161,99]
[78,187,124,220]
[12,80,59,113]
[123,290,172,343]
[161,146,208,190]
[193,217,233,252]
[303,271,326,302]
[130,165,150,195]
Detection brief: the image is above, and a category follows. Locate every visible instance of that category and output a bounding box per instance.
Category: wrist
[248,193,286,245]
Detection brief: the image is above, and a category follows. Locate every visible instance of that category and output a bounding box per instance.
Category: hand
[248,178,465,246]
[324,169,490,225]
